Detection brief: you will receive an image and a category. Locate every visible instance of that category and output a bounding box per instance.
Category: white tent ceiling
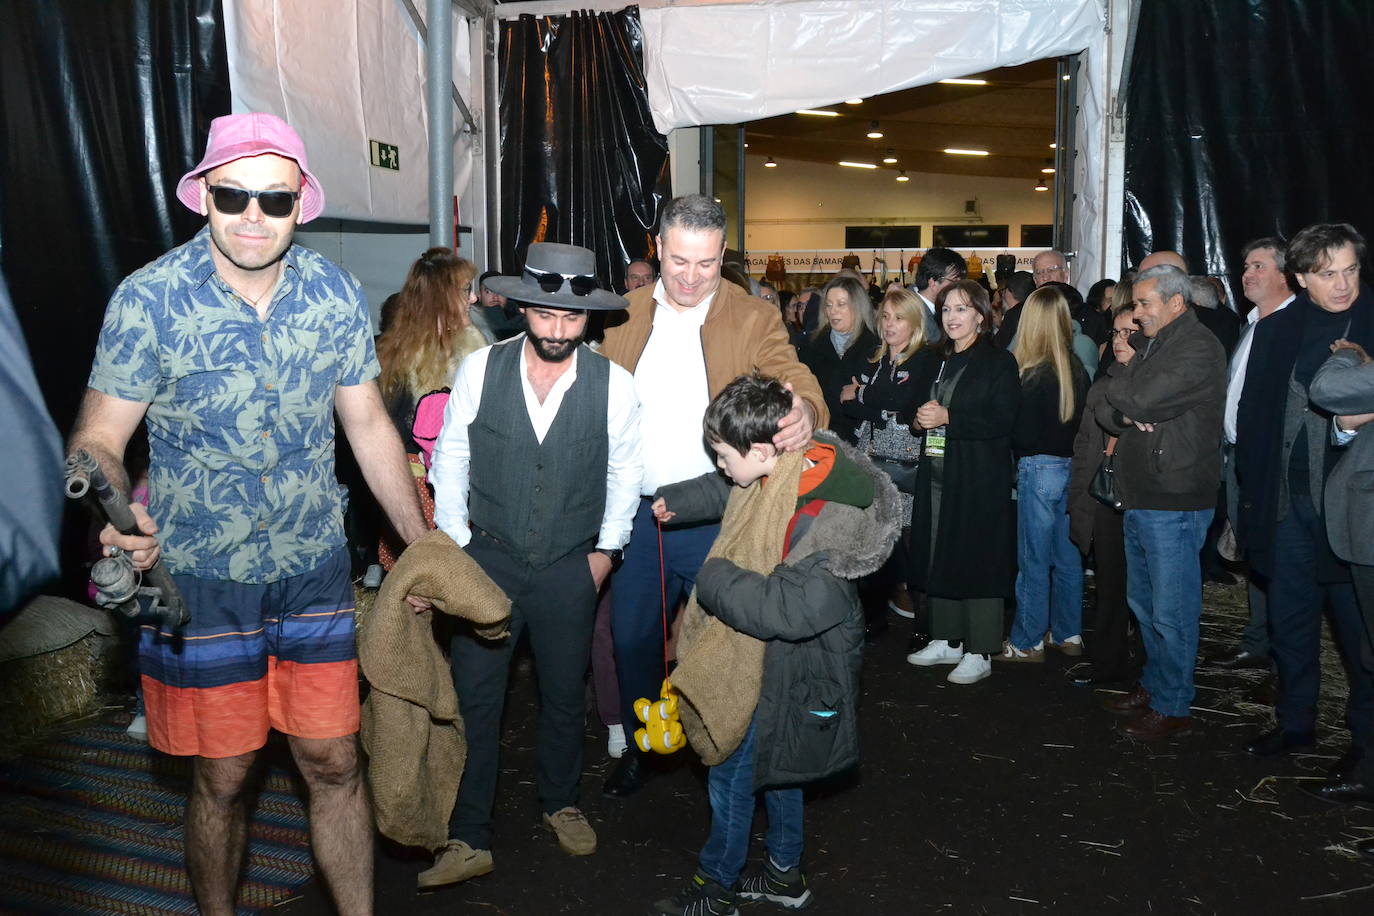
[225,0,1124,282]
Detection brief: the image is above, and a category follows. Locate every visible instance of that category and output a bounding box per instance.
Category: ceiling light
[1049,142,1057,149]
[796,108,839,117]
[939,78,988,86]
[764,156,777,168]
[882,148,897,164]
[866,121,884,139]
[838,160,878,169]
[896,170,909,182]
[1062,73,1071,81]
[844,98,863,105]
[1042,166,1056,174]
[943,148,989,156]
[743,142,749,148]
[1034,179,1049,191]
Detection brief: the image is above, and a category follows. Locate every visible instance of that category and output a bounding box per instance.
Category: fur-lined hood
[785,429,902,581]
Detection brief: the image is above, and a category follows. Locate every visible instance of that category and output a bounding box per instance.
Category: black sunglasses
[207,185,301,218]
[526,264,599,297]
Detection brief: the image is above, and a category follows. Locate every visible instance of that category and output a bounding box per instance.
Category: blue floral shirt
[88,228,379,582]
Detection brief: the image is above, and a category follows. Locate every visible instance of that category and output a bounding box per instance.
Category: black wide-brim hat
[485,242,628,312]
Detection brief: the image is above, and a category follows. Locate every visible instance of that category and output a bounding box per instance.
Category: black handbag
[872,456,918,495]
[1089,437,1123,510]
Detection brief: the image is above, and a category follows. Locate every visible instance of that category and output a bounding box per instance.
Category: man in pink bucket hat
[69,112,430,915]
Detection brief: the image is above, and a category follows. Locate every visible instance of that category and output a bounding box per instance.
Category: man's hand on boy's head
[773,383,817,453]
[651,497,676,523]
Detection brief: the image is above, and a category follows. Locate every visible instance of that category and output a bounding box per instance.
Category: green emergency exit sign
[370,140,399,171]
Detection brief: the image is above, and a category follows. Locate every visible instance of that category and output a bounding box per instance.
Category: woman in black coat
[802,274,879,443]
[905,280,1020,685]
[840,287,935,641]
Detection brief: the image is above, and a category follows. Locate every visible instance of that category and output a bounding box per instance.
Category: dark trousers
[1350,564,1374,782]
[1085,503,1142,680]
[611,498,719,739]
[448,535,598,849]
[1268,491,1374,743]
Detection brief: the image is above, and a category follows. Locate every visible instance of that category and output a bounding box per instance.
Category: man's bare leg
[289,734,372,916]
[185,751,257,916]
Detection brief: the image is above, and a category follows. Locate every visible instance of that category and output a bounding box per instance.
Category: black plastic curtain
[1124,0,1374,281]
[499,7,670,291]
[0,0,229,433]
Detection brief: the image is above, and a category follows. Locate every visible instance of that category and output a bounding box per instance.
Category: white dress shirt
[1225,294,1294,444]
[634,280,718,494]
[429,336,643,550]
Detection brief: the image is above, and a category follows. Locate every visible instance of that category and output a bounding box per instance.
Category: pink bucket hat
[175,112,325,222]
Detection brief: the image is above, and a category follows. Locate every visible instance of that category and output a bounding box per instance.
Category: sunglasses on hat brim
[207,185,301,219]
[526,264,600,297]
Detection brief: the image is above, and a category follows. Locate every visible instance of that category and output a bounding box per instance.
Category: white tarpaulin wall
[224,0,473,225]
[637,0,1113,286]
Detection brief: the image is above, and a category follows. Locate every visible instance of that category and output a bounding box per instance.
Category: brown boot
[1117,708,1194,740]
[1101,685,1151,716]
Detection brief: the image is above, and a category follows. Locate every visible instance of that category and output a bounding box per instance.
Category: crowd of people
[69,113,1374,916]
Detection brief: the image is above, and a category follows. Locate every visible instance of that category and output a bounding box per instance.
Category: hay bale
[354,583,377,630]
[0,596,119,748]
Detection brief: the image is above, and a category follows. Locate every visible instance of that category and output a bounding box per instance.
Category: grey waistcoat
[467,340,610,569]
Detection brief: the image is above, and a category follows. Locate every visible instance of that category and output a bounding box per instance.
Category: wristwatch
[595,547,624,570]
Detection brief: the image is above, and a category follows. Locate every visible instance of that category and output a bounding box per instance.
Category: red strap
[658,517,669,679]
[782,500,826,560]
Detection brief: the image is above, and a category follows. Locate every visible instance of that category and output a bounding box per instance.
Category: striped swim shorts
[138,548,358,758]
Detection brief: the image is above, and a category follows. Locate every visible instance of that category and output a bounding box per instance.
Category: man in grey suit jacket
[1308,337,1374,828]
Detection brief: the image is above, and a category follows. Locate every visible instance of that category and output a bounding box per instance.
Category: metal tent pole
[427,0,454,248]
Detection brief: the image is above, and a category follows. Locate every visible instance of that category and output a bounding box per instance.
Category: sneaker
[607,723,627,759]
[126,714,148,742]
[650,873,740,916]
[947,653,991,684]
[906,639,963,667]
[362,563,384,588]
[738,860,813,909]
[1047,633,1084,657]
[543,806,596,855]
[416,839,493,889]
[995,641,1044,663]
[888,588,915,619]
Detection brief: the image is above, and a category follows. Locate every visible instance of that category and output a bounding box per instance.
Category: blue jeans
[699,718,804,889]
[1123,509,1212,717]
[1011,456,1083,649]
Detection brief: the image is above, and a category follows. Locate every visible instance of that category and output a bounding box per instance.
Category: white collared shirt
[429,336,643,550]
[1225,293,1295,444]
[633,280,718,493]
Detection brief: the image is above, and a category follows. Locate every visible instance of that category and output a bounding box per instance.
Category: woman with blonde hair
[802,274,879,441]
[840,287,932,638]
[375,246,487,565]
[998,285,1091,663]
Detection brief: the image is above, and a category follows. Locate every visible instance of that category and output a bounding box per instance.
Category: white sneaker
[362,564,383,588]
[606,723,627,759]
[947,653,992,684]
[126,714,148,742]
[907,639,964,667]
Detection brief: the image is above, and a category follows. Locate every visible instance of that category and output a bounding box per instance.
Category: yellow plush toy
[633,678,686,754]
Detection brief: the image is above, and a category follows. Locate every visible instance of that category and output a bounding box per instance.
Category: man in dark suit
[1307,336,1374,823]
[1235,223,1374,769]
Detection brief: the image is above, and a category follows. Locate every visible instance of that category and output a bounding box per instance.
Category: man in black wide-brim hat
[421,242,644,889]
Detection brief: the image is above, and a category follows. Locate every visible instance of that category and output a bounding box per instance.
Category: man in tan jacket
[598,194,825,797]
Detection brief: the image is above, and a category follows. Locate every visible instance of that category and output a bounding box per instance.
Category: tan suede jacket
[600,280,828,426]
